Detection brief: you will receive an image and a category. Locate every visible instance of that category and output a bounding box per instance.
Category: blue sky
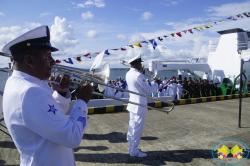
[0,0,250,68]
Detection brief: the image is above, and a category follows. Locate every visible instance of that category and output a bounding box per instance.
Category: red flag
[55,59,61,64]
[83,53,91,59]
[188,29,193,33]
[176,32,182,37]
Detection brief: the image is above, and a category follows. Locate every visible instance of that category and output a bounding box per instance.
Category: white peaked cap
[127,55,143,64]
[2,25,58,54]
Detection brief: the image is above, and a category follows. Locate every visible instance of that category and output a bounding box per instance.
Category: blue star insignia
[48,104,58,114]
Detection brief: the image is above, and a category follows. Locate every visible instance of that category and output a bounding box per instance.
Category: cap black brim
[49,46,59,52]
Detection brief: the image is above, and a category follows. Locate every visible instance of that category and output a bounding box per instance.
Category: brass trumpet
[120,60,157,79]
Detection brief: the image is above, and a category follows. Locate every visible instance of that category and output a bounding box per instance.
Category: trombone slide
[93,92,174,114]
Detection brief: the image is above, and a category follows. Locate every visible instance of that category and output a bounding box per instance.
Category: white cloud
[0,23,42,67]
[0,12,5,16]
[125,7,143,12]
[39,12,51,17]
[86,30,97,38]
[207,1,250,17]
[81,11,94,20]
[77,0,105,8]
[163,0,181,6]
[0,23,41,51]
[116,34,127,40]
[50,16,79,54]
[142,11,153,21]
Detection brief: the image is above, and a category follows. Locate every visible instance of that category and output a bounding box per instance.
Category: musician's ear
[23,54,35,68]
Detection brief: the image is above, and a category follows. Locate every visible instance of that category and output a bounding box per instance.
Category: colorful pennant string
[54,11,250,65]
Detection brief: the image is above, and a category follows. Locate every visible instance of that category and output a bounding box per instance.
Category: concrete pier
[1,97,250,166]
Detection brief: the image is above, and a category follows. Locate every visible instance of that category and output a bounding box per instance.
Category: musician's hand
[49,74,70,97]
[75,82,93,103]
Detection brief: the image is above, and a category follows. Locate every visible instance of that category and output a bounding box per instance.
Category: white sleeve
[137,74,152,95]
[22,87,87,148]
[52,91,71,115]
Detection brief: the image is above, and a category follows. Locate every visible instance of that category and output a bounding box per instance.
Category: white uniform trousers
[127,111,147,153]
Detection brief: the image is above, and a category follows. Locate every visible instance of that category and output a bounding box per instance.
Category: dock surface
[1,96,250,166]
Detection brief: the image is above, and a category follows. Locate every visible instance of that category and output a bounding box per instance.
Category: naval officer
[126,55,152,157]
[2,25,93,166]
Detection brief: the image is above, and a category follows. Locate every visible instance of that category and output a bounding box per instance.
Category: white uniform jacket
[126,68,151,114]
[3,70,88,166]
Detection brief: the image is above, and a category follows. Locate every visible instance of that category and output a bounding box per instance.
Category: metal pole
[238,59,244,128]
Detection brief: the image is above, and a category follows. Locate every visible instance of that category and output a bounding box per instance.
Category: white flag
[90,51,105,71]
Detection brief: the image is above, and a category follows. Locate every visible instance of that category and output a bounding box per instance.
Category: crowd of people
[98,75,222,101]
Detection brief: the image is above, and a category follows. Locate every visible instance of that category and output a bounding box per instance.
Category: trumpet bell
[94,63,110,82]
[93,63,110,92]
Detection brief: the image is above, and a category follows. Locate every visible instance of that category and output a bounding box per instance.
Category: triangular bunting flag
[194,27,201,31]
[163,35,168,38]
[170,33,175,37]
[182,30,188,34]
[199,26,206,30]
[188,29,193,33]
[121,47,126,51]
[76,56,82,62]
[205,24,213,28]
[55,59,61,64]
[227,16,237,21]
[243,12,250,17]
[128,45,134,48]
[158,37,163,41]
[111,48,119,51]
[176,32,182,37]
[104,49,110,55]
[141,41,149,44]
[83,53,91,59]
[134,43,142,47]
[236,14,244,18]
[63,58,73,64]
[149,39,157,50]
